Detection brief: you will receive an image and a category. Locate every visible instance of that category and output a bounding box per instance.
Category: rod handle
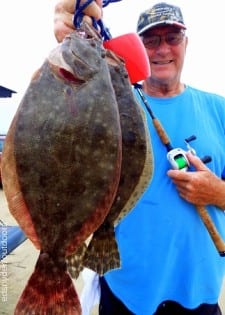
[196,205,225,256]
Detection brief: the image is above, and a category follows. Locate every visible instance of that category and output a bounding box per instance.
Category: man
[54,1,225,314]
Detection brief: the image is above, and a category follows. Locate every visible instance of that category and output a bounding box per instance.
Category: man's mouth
[152,60,173,65]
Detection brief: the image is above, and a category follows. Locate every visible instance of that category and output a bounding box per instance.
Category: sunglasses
[143,31,185,49]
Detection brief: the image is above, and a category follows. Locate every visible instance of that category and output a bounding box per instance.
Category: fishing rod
[134,84,225,257]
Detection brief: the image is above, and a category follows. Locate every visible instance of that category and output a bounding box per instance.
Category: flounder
[2,24,122,314]
[73,54,153,275]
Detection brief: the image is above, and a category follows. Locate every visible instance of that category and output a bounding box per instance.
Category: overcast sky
[0,0,224,133]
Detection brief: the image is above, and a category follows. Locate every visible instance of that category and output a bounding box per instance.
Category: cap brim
[138,21,186,35]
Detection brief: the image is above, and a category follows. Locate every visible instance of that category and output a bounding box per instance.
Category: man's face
[142,26,188,86]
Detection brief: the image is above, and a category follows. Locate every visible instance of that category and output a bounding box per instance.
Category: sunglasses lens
[143,35,160,48]
[166,32,184,45]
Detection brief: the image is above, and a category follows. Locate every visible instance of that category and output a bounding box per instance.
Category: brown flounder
[81,54,153,275]
[66,52,153,276]
[2,24,122,314]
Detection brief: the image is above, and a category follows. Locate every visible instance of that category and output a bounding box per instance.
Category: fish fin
[7,192,41,249]
[66,242,88,279]
[83,224,120,275]
[1,120,40,249]
[31,67,42,81]
[115,108,153,225]
[14,252,81,315]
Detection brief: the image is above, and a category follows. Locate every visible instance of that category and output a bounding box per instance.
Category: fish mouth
[58,67,86,83]
[54,20,100,61]
[48,22,103,83]
[48,27,101,83]
[48,47,86,84]
[48,47,75,74]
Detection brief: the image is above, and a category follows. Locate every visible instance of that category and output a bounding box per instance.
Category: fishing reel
[167,135,211,171]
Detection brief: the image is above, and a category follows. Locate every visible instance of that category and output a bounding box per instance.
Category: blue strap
[97,19,112,40]
[73,0,94,28]
[102,0,123,7]
[73,0,123,40]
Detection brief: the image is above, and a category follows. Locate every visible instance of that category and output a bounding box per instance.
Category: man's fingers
[54,0,102,42]
[186,152,208,171]
[54,19,73,42]
[82,0,102,20]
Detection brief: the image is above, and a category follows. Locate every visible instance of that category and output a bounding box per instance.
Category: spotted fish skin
[80,51,153,275]
[2,24,122,314]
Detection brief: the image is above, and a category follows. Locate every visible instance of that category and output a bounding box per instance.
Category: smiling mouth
[152,60,173,65]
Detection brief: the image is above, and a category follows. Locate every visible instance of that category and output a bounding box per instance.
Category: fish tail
[83,224,120,275]
[14,252,81,315]
[66,242,88,279]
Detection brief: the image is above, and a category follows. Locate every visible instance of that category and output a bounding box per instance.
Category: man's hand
[54,0,102,42]
[167,152,225,209]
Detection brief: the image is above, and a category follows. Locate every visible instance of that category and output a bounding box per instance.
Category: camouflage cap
[137,2,186,35]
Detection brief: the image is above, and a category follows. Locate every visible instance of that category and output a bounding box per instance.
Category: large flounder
[1,24,122,314]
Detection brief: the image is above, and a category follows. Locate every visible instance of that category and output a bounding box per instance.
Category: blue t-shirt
[104,86,225,315]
